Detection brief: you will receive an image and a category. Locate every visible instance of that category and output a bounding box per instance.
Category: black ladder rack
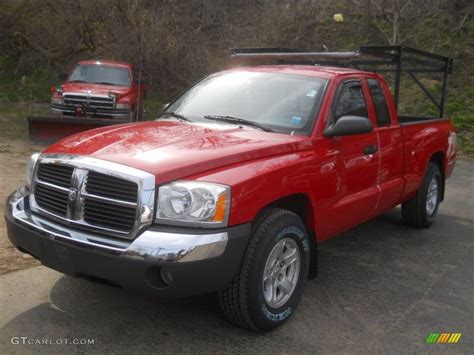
[229,46,453,118]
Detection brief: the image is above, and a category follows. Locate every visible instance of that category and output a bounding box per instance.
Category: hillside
[0,0,472,155]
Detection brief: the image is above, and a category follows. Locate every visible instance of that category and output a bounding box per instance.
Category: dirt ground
[0,139,42,274]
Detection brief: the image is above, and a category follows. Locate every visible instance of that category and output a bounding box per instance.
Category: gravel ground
[0,154,472,354]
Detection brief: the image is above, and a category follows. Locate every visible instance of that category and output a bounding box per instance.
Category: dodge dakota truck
[50,60,146,121]
[5,46,456,331]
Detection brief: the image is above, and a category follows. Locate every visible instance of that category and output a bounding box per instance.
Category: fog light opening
[160,268,174,285]
[145,266,173,289]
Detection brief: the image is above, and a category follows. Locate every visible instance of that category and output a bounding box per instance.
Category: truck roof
[228,65,373,79]
[77,60,133,68]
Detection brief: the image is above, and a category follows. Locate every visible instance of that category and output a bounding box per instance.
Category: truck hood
[61,82,131,96]
[44,121,311,184]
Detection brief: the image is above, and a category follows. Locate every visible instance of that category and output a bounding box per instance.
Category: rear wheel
[219,208,311,331]
[402,162,442,228]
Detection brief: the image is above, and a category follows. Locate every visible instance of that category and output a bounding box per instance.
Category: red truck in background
[51,60,146,121]
[6,46,456,332]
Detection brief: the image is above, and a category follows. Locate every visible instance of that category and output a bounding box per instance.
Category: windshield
[68,64,131,86]
[164,71,327,134]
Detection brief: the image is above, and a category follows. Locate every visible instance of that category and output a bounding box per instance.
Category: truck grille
[37,163,74,188]
[34,183,69,217]
[34,164,74,217]
[84,199,137,231]
[33,162,140,237]
[85,172,138,202]
[83,172,138,231]
[63,94,114,109]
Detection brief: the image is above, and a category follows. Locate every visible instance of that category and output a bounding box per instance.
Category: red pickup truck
[5,47,456,331]
[51,60,146,120]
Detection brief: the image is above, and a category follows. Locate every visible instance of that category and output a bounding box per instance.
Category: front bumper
[5,191,251,297]
[51,103,132,119]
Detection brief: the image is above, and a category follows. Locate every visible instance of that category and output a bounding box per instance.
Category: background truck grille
[33,163,139,236]
[63,94,114,109]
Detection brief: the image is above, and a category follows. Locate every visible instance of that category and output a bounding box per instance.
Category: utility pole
[365,0,372,41]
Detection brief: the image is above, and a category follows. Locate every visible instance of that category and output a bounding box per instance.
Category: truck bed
[398,115,449,125]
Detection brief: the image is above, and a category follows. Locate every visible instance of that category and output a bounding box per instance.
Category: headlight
[156,181,230,227]
[116,103,130,109]
[51,97,62,105]
[26,153,41,189]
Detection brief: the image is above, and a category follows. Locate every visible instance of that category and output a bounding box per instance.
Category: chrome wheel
[262,237,300,308]
[426,176,439,215]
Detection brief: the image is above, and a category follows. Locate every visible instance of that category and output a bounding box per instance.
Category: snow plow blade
[27,116,130,145]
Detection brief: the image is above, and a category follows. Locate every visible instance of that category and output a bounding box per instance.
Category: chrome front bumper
[7,190,228,263]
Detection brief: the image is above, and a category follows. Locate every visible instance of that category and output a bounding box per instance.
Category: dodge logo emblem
[68,189,77,201]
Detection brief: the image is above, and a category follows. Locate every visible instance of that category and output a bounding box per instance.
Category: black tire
[402,162,442,228]
[219,208,311,332]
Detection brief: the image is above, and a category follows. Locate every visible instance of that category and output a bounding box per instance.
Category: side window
[367,78,391,126]
[333,81,368,122]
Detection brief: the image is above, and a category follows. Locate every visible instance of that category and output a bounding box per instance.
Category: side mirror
[324,115,373,137]
[59,72,68,81]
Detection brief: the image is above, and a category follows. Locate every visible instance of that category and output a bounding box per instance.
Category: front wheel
[219,208,311,331]
[402,162,442,228]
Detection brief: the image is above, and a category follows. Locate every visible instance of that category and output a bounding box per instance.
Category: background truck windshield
[165,71,327,134]
[69,64,131,86]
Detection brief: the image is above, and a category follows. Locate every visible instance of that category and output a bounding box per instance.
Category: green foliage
[144,94,166,121]
[0,57,57,103]
[0,0,472,156]
[0,102,50,140]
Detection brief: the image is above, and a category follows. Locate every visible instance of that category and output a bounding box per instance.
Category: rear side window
[333,81,368,122]
[368,79,391,126]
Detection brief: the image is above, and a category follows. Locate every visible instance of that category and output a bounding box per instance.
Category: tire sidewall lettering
[261,304,293,322]
[277,226,310,252]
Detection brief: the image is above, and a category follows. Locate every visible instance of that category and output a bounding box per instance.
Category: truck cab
[51,60,146,121]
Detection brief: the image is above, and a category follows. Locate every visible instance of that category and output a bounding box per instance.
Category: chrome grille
[34,183,68,217]
[85,172,138,202]
[84,199,137,231]
[83,172,138,232]
[30,157,154,240]
[63,94,114,109]
[37,164,74,188]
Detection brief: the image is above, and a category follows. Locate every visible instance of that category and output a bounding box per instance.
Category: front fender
[189,151,318,227]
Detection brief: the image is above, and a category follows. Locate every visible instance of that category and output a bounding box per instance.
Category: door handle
[363,144,378,155]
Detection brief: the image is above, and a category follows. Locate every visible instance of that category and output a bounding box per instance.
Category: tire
[219,208,311,332]
[402,162,442,228]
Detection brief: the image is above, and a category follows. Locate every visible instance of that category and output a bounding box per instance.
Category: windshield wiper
[157,111,193,122]
[203,115,274,132]
[69,80,86,83]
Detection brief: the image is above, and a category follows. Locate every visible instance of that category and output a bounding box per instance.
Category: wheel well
[429,151,445,201]
[266,194,318,279]
[267,194,314,230]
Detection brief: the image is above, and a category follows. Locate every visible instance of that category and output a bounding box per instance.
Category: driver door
[324,78,380,235]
